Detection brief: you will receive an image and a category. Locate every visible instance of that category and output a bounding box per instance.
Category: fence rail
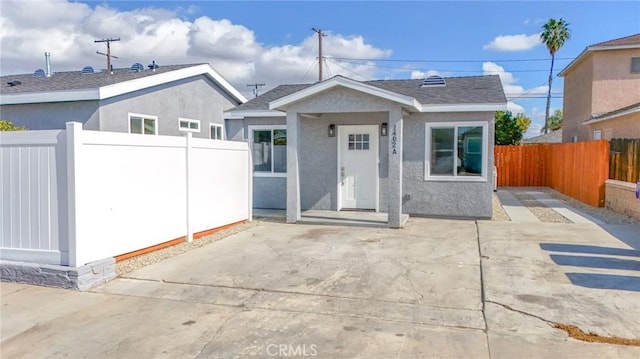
[495,140,610,207]
[1,122,251,266]
[609,138,640,183]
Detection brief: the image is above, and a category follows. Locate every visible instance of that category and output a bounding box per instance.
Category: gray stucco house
[1,63,247,138]
[225,75,507,227]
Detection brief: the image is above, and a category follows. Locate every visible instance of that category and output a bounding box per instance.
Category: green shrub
[0,120,27,131]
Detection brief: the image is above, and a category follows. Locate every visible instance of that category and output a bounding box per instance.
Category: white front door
[338,125,378,210]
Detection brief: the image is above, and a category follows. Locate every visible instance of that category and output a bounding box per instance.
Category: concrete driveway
[2,218,639,358]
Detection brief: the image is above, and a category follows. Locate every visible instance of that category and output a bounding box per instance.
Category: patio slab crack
[486,300,640,347]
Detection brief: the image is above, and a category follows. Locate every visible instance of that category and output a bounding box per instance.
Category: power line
[323,58,333,78]
[246,83,265,98]
[332,59,554,73]
[332,57,573,63]
[95,37,120,74]
[301,60,318,83]
[325,58,371,81]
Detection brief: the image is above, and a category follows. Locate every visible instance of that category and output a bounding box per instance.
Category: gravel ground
[504,187,640,225]
[510,190,571,223]
[491,192,510,221]
[117,188,635,275]
[116,221,259,276]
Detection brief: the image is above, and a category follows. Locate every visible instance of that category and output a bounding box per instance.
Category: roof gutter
[0,89,99,105]
[0,64,248,106]
[224,110,286,119]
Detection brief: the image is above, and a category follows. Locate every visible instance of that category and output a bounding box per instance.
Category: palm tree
[540,18,570,134]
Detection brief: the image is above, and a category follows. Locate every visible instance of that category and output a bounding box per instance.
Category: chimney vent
[45,52,52,77]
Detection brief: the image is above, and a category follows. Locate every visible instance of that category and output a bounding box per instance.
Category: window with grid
[348,134,370,150]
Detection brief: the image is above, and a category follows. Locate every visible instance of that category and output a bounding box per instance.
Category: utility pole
[95,37,120,74]
[311,28,326,81]
[247,83,265,98]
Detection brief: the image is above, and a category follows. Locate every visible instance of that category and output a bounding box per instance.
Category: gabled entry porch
[268,77,417,228]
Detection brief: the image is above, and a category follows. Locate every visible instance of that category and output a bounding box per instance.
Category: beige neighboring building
[559,33,640,142]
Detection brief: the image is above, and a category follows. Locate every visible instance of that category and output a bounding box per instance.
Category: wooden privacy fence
[609,138,640,183]
[494,140,610,207]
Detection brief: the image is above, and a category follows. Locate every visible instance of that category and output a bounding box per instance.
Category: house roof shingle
[590,33,640,48]
[0,64,199,95]
[559,33,640,76]
[231,75,506,112]
[523,129,563,144]
[234,84,312,111]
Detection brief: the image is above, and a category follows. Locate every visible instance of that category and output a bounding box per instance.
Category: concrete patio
[2,215,639,358]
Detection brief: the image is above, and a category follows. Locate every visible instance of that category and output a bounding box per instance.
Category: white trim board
[583,105,640,125]
[224,110,286,119]
[0,64,248,105]
[270,76,421,111]
[559,43,640,77]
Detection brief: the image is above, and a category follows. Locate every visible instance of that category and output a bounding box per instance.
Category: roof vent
[33,69,46,77]
[148,60,159,71]
[7,80,22,87]
[81,66,95,74]
[421,75,446,87]
[130,62,145,72]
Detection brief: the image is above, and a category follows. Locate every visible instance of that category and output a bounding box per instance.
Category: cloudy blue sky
[1,1,638,137]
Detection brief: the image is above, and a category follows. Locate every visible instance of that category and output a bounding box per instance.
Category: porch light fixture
[381,123,388,136]
[328,124,336,137]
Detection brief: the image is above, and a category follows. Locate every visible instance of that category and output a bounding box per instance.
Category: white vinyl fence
[1,122,251,267]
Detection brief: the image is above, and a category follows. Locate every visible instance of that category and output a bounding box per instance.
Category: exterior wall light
[381,123,388,136]
[328,124,336,137]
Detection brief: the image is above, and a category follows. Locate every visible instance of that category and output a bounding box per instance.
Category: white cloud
[483,33,541,52]
[507,102,525,114]
[0,0,391,97]
[410,69,440,79]
[482,61,551,119]
[482,62,548,101]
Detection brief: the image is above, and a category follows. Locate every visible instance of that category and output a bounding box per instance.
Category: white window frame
[424,121,488,182]
[248,125,287,178]
[178,117,200,133]
[593,130,602,140]
[128,113,158,135]
[210,124,224,140]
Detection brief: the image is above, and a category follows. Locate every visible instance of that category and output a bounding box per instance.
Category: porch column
[286,111,301,223]
[388,108,403,228]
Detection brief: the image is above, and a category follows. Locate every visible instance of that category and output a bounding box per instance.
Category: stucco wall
[589,112,640,140]
[230,87,496,218]
[298,112,389,211]
[402,112,495,218]
[98,75,238,139]
[563,48,640,143]
[563,54,594,142]
[253,177,287,209]
[605,179,640,220]
[0,101,100,130]
[287,87,402,212]
[592,49,640,115]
